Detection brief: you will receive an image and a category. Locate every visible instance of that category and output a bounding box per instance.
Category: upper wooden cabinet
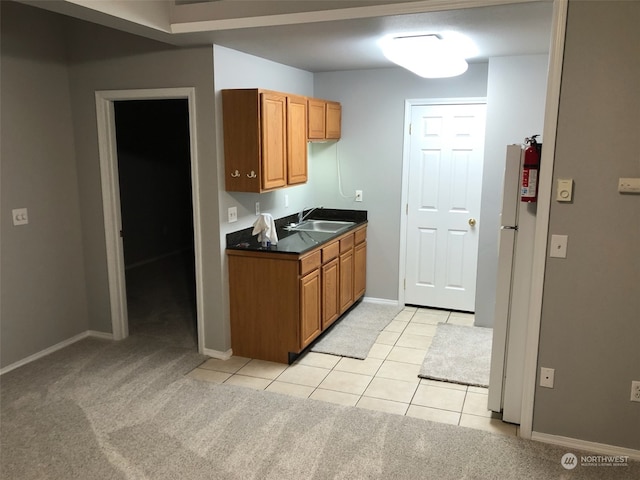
[308,98,342,141]
[222,89,308,192]
[286,95,308,185]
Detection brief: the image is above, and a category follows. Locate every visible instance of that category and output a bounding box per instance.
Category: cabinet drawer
[300,250,321,276]
[354,227,366,245]
[340,234,354,253]
[322,241,340,263]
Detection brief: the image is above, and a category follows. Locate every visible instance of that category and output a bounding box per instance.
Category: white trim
[96,94,128,340]
[398,96,487,306]
[87,330,115,340]
[519,0,568,440]
[202,348,233,360]
[95,87,206,354]
[532,432,640,461]
[172,0,533,33]
[0,330,114,376]
[362,296,401,307]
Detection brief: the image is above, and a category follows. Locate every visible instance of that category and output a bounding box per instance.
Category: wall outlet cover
[631,381,640,402]
[549,234,568,258]
[228,206,238,223]
[540,367,555,388]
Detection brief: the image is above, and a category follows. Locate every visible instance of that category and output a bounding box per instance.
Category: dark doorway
[114,99,197,349]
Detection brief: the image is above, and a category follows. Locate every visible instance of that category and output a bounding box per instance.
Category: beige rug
[419,323,493,387]
[311,302,402,359]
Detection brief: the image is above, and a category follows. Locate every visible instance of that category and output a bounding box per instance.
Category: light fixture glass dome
[380,34,470,78]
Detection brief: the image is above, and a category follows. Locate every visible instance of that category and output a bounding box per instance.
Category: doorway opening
[113,99,197,349]
[95,87,204,353]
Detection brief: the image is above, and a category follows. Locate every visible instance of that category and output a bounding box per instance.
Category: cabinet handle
[247,170,257,179]
[230,170,240,178]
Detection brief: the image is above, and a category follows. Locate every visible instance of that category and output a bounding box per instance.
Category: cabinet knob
[230,170,240,178]
[247,170,257,179]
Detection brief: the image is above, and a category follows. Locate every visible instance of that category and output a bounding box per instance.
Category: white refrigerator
[488,144,537,424]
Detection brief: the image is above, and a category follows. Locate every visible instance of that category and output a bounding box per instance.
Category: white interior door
[405,103,486,311]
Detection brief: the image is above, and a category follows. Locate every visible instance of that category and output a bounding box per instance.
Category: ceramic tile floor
[187,306,519,437]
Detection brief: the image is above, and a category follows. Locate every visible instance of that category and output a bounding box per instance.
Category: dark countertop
[226,208,367,255]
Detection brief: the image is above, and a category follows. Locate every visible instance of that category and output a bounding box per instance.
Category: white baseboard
[202,347,233,360]
[532,431,640,461]
[0,330,114,376]
[362,296,400,307]
[87,330,115,340]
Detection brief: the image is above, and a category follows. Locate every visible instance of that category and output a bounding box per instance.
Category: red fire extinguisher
[521,135,541,202]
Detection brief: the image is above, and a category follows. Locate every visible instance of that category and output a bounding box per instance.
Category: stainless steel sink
[291,220,355,234]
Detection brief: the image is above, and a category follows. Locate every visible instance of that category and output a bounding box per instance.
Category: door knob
[468,218,477,227]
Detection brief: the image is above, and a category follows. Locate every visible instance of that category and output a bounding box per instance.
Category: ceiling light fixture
[380,33,469,78]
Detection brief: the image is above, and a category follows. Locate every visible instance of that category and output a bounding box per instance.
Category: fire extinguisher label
[521,169,538,198]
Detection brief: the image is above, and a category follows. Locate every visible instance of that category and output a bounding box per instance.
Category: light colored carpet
[1,336,637,479]
[419,323,493,387]
[125,251,198,350]
[311,302,402,359]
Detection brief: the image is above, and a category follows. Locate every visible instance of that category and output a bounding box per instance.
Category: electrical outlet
[228,206,237,223]
[284,194,289,208]
[355,190,363,202]
[255,202,260,215]
[631,381,640,402]
[540,367,555,388]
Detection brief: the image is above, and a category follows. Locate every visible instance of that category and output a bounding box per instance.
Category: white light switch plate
[549,234,568,258]
[12,208,29,226]
[618,177,640,194]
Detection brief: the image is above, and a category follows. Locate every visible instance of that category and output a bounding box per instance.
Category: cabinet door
[322,257,340,329]
[307,98,326,139]
[354,240,367,300]
[300,268,321,348]
[326,102,342,139]
[261,93,287,190]
[339,249,354,313]
[222,89,261,192]
[287,95,308,185]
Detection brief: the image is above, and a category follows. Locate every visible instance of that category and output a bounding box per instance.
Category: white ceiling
[25,0,554,72]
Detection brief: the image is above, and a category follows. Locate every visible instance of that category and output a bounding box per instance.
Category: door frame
[398,0,567,440]
[398,96,487,309]
[95,87,205,354]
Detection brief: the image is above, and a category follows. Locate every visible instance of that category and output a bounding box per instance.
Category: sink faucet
[298,206,322,224]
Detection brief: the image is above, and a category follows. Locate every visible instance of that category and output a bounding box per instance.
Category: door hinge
[119,229,124,238]
[409,123,412,135]
[403,278,406,290]
[405,203,408,215]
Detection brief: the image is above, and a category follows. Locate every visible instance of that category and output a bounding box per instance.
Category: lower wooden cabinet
[354,240,367,299]
[300,269,321,348]
[339,248,354,313]
[321,257,340,329]
[227,225,367,363]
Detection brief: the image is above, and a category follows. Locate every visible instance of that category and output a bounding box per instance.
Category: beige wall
[65,16,226,351]
[534,0,640,449]
[1,2,89,367]
[0,1,229,366]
